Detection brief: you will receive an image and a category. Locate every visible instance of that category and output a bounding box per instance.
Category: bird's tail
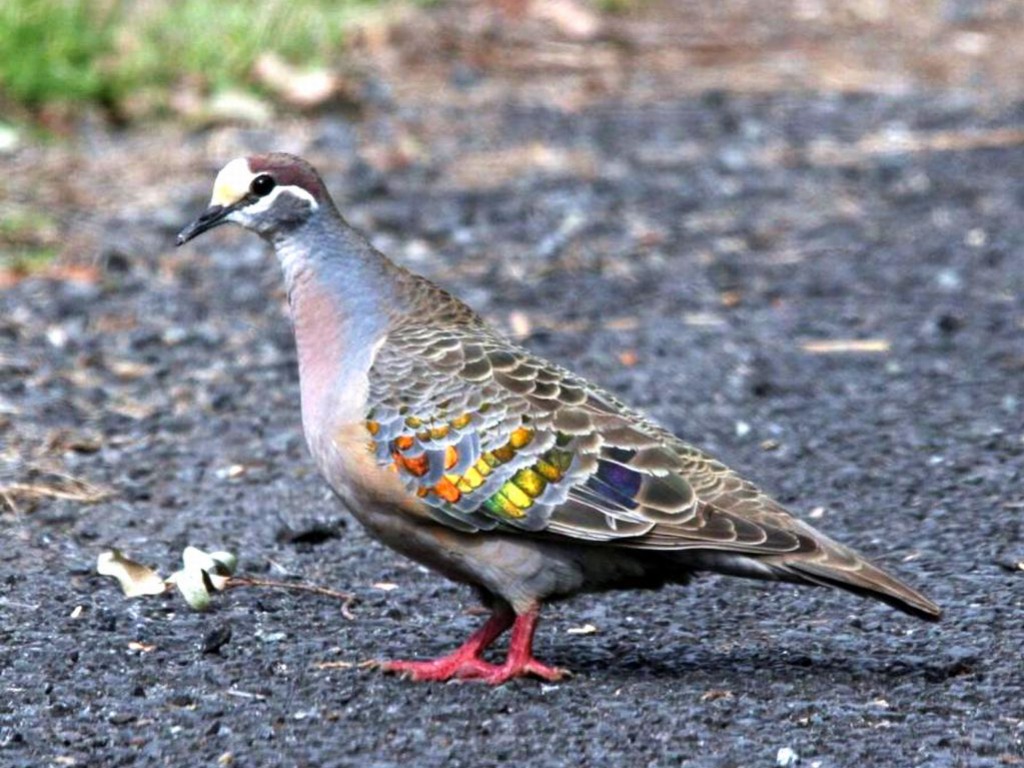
[771,553,941,621]
[764,520,941,621]
[687,522,942,621]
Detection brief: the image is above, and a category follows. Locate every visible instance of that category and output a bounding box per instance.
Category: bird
[177,153,940,684]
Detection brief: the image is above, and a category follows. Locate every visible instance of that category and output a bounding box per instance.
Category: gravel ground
[2,3,1023,767]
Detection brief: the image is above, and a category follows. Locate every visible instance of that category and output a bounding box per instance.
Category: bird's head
[177,153,328,245]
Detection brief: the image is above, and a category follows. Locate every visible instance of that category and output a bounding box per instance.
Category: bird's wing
[365,305,940,622]
[365,322,809,556]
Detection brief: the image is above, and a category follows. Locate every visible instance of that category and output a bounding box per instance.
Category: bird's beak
[175,204,232,246]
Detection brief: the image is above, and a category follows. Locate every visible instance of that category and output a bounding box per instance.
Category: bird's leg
[479,609,569,685]
[378,608,514,682]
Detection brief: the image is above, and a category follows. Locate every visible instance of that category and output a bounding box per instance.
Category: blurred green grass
[0,204,60,275]
[0,0,397,115]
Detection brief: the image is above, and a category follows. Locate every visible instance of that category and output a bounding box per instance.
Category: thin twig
[0,475,111,507]
[1,482,108,502]
[0,488,19,515]
[313,660,355,670]
[801,338,891,354]
[224,576,358,620]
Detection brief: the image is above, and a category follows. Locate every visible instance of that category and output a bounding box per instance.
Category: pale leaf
[97,549,167,598]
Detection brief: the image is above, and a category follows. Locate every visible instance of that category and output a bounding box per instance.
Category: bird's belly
[311,420,405,512]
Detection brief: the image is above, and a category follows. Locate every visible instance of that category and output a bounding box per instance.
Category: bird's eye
[250,174,276,197]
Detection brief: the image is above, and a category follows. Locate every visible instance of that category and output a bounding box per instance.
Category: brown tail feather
[779,558,941,622]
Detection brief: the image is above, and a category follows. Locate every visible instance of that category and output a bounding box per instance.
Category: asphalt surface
[2,30,1024,768]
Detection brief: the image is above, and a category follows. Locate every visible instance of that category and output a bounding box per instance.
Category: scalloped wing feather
[365,322,819,558]
[356,277,939,620]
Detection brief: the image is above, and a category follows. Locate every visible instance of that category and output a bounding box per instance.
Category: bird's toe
[375,657,500,682]
[480,659,571,685]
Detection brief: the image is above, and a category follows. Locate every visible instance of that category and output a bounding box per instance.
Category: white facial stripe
[210,157,253,207]
[244,184,319,215]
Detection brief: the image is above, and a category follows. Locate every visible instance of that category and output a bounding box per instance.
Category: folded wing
[365,320,940,621]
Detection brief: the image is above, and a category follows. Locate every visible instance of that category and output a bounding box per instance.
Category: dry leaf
[372,582,399,592]
[208,551,238,575]
[168,565,213,612]
[97,550,167,598]
[168,546,238,610]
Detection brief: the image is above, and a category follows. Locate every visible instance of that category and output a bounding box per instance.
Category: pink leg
[478,609,569,685]
[378,610,514,682]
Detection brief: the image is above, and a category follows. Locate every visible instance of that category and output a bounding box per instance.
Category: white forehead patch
[210,157,253,207]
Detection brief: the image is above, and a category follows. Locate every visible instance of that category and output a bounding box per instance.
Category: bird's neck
[272,213,394,443]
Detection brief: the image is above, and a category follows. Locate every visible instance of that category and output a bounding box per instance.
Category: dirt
[1,2,1023,766]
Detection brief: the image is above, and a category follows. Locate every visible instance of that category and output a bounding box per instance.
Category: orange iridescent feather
[434,476,462,503]
[378,420,573,522]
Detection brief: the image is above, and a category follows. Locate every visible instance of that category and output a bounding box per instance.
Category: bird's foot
[375,655,569,684]
[471,608,570,684]
[477,657,570,685]
[375,655,498,682]
[371,607,568,685]
[374,609,516,681]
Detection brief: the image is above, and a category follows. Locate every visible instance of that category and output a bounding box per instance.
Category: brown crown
[248,153,328,203]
